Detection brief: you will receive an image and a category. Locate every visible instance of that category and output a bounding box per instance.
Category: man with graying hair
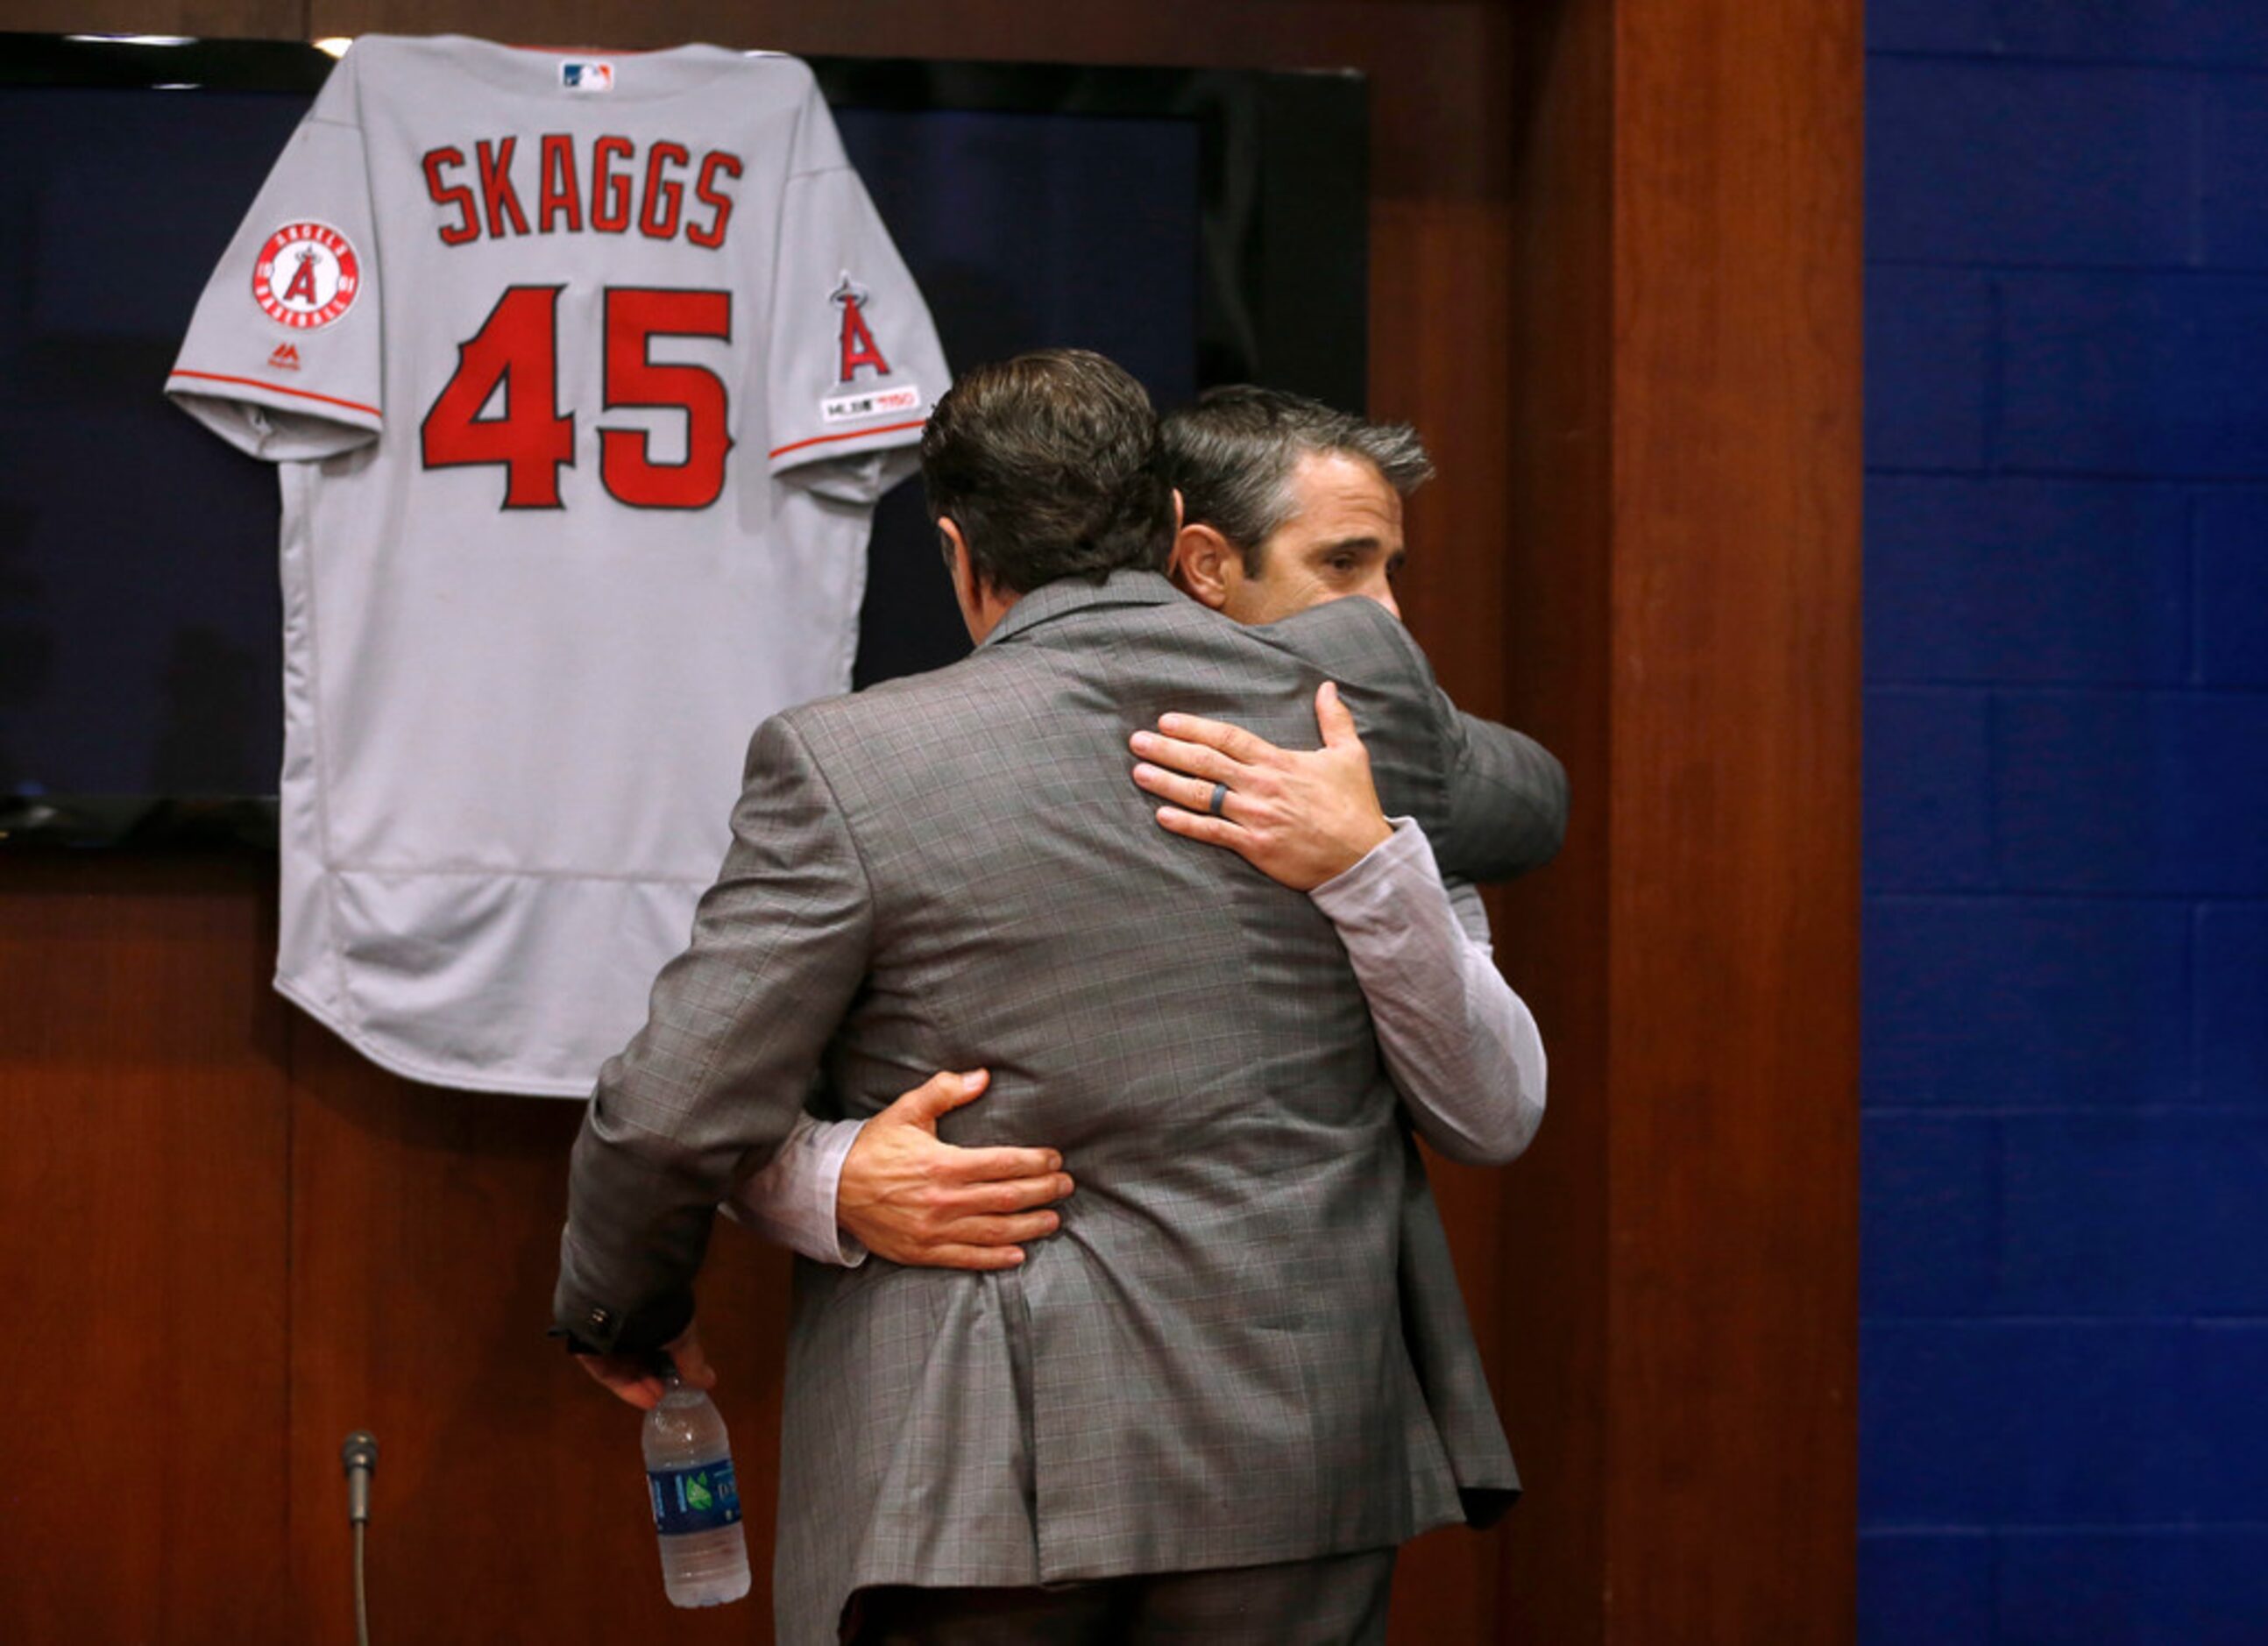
[1142,385,1556,1108]
[1160,383,1439,624]
[557,351,1558,1642]
[1135,387,1562,1561]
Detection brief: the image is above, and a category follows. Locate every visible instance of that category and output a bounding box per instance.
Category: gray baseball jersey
[167,36,946,1095]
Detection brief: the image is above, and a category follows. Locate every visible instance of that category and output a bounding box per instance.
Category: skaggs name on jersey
[422,135,743,250]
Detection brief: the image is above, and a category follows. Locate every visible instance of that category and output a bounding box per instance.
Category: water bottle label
[648,1459,742,1536]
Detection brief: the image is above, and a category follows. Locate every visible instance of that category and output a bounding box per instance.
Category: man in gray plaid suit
[726,383,1550,1601]
[556,350,1551,1642]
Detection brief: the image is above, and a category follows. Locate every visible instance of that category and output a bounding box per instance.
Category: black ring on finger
[1207,781,1230,818]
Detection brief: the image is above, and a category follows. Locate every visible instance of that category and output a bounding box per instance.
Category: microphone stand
[341,1432,378,1646]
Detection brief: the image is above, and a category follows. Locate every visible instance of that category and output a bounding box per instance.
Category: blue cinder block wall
[1863,3,2268,1641]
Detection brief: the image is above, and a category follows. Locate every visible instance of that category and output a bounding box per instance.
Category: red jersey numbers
[421,287,575,508]
[422,286,733,512]
[600,289,732,509]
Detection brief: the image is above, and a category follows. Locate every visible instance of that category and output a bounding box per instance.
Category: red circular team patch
[252,222,362,330]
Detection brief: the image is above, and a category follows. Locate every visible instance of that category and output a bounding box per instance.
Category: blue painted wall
[1863,4,2268,1641]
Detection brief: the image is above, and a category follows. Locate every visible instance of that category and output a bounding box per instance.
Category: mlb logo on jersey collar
[560,60,614,92]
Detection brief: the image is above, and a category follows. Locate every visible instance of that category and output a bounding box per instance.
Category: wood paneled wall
[1605,0,1863,1634]
[0,2,1860,1641]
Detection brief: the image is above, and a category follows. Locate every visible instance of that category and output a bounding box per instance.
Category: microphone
[341,1431,378,1527]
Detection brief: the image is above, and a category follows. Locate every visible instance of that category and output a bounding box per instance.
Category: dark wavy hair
[920,349,1175,594]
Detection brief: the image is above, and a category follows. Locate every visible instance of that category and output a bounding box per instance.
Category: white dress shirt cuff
[722,1116,870,1266]
[1309,815,1441,929]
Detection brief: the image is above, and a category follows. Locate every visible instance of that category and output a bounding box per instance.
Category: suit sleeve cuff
[550,1222,696,1355]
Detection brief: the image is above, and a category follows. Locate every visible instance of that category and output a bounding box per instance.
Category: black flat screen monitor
[0,32,1367,846]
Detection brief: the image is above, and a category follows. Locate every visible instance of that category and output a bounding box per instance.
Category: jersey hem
[768,416,926,465]
[167,368,383,423]
[273,970,594,1099]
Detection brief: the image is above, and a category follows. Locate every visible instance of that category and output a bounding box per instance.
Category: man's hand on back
[839,1069,1074,1269]
[1130,681,1393,890]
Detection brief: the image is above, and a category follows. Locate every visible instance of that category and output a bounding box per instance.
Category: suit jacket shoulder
[1261,597,1569,883]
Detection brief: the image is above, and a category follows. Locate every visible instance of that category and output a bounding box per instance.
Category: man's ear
[1171,522,1239,612]
[939,517,982,624]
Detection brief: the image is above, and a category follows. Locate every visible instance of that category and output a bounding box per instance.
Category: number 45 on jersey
[422,285,731,511]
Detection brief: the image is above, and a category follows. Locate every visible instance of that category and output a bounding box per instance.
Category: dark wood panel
[1494,0,1619,1638]
[1605,0,1863,1636]
[1362,32,1523,1626]
[283,1018,794,1642]
[0,855,291,1643]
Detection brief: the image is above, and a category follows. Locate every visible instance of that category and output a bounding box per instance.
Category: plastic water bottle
[642,1374,751,1607]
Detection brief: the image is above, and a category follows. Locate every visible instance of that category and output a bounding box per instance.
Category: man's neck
[960,578,1020,644]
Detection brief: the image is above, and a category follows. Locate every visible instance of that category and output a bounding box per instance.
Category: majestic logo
[831,274,891,383]
[560,60,614,92]
[252,222,361,330]
[266,342,302,371]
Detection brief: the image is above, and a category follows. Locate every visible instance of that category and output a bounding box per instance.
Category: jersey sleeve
[166,68,382,462]
[763,82,948,503]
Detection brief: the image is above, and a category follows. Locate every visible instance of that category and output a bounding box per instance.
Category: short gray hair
[1159,386,1435,572]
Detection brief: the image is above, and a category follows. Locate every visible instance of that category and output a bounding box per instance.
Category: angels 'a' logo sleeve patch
[252,222,363,330]
[829,273,891,383]
[767,160,944,474]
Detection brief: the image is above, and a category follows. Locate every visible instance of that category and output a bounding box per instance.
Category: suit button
[588,1306,612,1330]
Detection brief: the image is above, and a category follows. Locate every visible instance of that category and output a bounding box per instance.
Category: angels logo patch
[830,274,891,382]
[253,222,362,330]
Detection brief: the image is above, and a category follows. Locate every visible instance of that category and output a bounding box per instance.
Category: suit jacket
[556,571,1552,1642]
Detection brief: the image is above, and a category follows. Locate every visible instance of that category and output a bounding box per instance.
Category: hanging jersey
[168,35,947,1095]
